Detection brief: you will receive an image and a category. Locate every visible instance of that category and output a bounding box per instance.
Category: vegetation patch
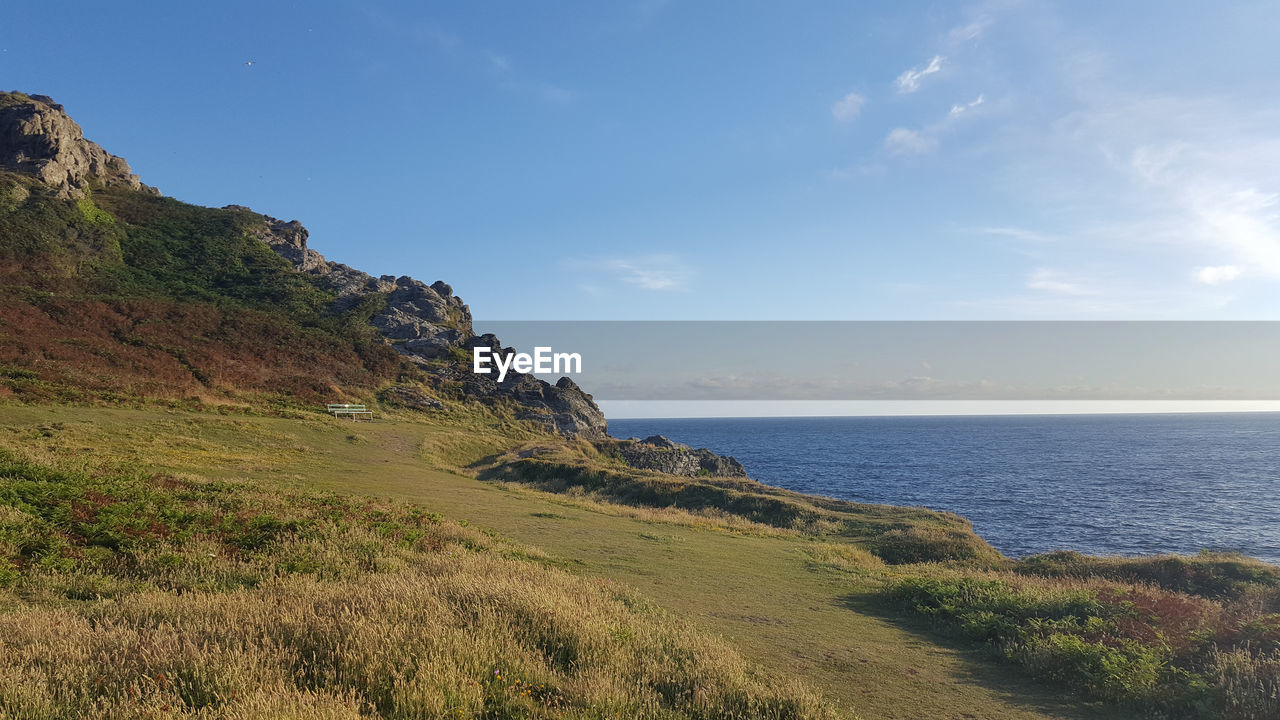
[483,455,1001,565]
[885,564,1280,719]
[1014,550,1280,599]
[0,177,407,407]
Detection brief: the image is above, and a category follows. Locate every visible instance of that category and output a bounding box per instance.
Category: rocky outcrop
[374,278,473,348]
[508,376,608,437]
[380,385,445,411]
[235,205,607,437]
[427,358,609,437]
[613,435,747,477]
[0,92,158,198]
[243,209,473,347]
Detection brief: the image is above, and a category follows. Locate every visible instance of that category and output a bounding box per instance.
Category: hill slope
[0,90,605,436]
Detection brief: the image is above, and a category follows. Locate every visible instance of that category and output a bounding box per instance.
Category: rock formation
[612,435,746,477]
[241,206,608,437]
[380,385,445,411]
[0,92,159,198]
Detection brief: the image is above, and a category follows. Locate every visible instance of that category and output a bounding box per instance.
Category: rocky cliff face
[0,92,159,199]
[244,211,607,436]
[1,90,607,438]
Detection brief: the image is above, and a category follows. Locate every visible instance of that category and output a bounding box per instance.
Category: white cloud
[567,255,694,291]
[948,19,991,44]
[1026,268,1097,296]
[1170,175,1280,277]
[949,93,985,116]
[895,55,945,94]
[1195,265,1242,285]
[884,127,937,155]
[878,93,985,161]
[1088,111,1280,281]
[974,76,1280,316]
[831,92,866,122]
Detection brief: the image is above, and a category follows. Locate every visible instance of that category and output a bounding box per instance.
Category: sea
[608,413,1280,563]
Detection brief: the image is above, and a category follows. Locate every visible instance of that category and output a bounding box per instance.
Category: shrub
[873,526,1001,565]
[1016,550,1280,599]
[887,568,1280,719]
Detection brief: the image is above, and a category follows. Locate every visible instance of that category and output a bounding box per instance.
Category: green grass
[1014,549,1280,598]
[886,563,1280,718]
[0,176,412,407]
[0,172,126,277]
[0,446,841,720]
[76,195,117,228]
[0,405,1130,720]
[478,452,1001,566]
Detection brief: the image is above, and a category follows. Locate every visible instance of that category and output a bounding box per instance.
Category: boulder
[641,435,687,449]
[0,92,159,198]
[246,214,329,274]
[380,385,444,411]
[614,436,747,478]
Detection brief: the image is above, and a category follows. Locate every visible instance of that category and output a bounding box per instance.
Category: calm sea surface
[608,414,1280,563]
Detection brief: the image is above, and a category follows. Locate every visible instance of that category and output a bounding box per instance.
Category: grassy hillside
[0,405,1135,720]
[0,448,841,719]
[486,446,1280,718]
[0,173,403,406]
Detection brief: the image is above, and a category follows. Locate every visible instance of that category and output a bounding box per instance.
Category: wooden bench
[327,403,374,420]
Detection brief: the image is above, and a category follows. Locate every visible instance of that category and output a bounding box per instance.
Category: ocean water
[609,414,1280,563]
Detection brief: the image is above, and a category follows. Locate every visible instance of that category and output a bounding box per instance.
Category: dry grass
[2,555,839,719]
[802,543,886,575]
[0,449,845,720]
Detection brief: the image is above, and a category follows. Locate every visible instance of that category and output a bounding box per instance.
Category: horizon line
[598,400,1280,420]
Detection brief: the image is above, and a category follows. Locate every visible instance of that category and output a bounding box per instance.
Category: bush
[887,569,1280,719]
[1016,550,1280,600]
[873,526,1002,565]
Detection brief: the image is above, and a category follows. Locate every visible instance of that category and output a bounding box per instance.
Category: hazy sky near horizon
[5,1,1280,321]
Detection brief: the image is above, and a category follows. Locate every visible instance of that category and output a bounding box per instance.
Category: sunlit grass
[880,559,1280,719]
[0,449,842,720]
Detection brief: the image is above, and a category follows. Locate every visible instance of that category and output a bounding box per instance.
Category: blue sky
[5,1,1280,321]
